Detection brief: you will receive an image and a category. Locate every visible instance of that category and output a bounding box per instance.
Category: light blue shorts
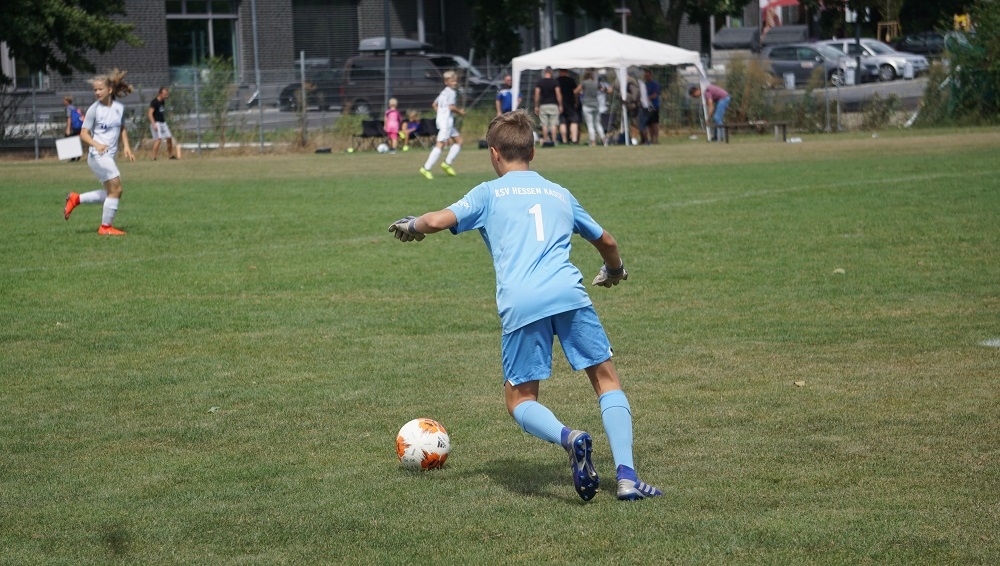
[501,306,613,386]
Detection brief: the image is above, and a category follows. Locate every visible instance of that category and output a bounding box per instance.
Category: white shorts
[436,117,458,142]
[88,151,121,183]
[151,121,172,140]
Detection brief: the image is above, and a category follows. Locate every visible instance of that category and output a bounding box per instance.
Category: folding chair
[351,120,387,151]
[415,118,439,148]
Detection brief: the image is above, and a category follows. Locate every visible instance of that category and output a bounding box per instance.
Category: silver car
[762,43,878,87]
[820,38,930,81]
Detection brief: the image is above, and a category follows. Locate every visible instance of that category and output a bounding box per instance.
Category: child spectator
[384,98,401,154]
[400,110,421,152]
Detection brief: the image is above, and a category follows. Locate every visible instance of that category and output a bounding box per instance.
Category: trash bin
[845,68,855,86]
[903,62,914,80]
[783,73,795,90]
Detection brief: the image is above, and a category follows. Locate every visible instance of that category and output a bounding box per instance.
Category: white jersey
[434,86,457,125]
[82,100,126,158]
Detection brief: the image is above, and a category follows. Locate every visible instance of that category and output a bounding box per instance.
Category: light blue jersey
[448,170,604,334]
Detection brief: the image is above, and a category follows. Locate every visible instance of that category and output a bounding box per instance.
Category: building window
[166,0,238,84]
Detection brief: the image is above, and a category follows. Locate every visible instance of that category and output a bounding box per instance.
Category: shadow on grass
[474,456,591,504]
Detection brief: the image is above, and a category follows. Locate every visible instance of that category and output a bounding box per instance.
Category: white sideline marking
[980,339,1000,348]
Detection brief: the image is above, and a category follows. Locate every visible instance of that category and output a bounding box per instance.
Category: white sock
[445,144,461,165]
[80,190,107,204]
[424,147,442,170]
[102,197,119,226]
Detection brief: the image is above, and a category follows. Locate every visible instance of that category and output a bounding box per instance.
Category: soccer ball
[396,418,450,471]
[377,143,389,153]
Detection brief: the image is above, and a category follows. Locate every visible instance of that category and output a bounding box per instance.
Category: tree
[947,0,999,120]
[898,0,972,32]
[0,0,140,84]
[620,0,751,49]
[468,0,540,66]
[684,0,754,54]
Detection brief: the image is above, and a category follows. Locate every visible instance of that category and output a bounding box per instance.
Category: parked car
[340,53,444,117]
[820,38,929,81]
[762,43,879,87]
[277,65,343,111]
[894,31,946,56]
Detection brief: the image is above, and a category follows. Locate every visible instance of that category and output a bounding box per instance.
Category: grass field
[2,129,999,564]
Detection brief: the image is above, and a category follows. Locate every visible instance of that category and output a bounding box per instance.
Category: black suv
[277,65,343,112]
[340,54,443,117]
[894,31,946,56]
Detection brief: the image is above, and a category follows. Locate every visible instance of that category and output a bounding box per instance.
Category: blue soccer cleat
[565,430,599,501]
[616,465,663,501]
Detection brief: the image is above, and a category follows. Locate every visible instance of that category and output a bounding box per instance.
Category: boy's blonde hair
[388,98,398,107]
[486,109,535,164]
[443,70,457,82]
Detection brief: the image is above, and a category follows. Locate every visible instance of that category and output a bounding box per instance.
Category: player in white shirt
[64,69,136,235]
[419,71,464,180]
[390,110,663,502]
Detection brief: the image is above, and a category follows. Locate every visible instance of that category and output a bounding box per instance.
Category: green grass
[2,129,999,564]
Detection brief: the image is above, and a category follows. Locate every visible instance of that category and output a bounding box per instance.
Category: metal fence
[1,54,929,158]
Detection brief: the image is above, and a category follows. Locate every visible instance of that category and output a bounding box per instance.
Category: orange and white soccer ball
[396,418,450,471]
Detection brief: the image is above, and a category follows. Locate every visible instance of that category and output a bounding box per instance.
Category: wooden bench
[720,121,788,143]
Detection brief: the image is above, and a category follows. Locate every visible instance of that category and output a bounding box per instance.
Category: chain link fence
[1,54,929,159]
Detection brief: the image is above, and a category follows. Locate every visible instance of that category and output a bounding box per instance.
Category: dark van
[340,54,444,117]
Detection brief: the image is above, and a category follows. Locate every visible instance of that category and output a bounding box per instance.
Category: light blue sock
[512,400,566,445]
[599,390,634,471]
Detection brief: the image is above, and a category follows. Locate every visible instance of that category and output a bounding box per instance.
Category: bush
[777,67,827,133]
[200,57,238,146]
[725,58,775,123]
[915,63,953,127]
[916,0,1000,125]
[860,92,900,130]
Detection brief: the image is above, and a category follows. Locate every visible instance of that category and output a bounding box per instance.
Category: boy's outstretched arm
[588,230,628,287]
[388,209,458,242]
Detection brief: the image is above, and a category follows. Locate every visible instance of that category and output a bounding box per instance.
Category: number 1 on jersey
[528,203,544,241]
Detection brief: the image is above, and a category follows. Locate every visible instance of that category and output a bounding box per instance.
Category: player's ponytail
[94,68,135,100]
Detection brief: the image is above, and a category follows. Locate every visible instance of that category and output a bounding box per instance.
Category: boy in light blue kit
[389,110,662,502]
[419,70,464,180]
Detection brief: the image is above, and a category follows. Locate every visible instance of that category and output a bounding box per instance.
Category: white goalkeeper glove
[592,262,628,287]
[388,216,425,242]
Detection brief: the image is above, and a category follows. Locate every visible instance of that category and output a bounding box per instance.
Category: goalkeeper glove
[388,216,425,242]
[592,262,628,287]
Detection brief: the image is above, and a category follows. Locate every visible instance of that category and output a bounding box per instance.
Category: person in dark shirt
[557,69,580,144]
[533,67,562,146]
[642,69,660,144]
[147,87,177,160]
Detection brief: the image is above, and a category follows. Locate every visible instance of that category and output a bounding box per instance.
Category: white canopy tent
[510,28,710,140]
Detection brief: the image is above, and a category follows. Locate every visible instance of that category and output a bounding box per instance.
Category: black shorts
[560,107,580,124]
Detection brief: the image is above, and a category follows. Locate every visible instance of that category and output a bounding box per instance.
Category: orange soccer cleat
[97,225,126,236]
[64,192,80,220]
